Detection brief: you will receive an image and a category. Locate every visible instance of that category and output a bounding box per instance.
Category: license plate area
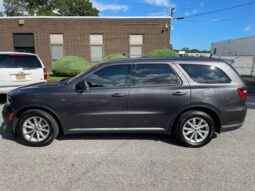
[16,74,26,80]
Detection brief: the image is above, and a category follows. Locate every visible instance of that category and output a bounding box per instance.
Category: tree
[190,49,199,53]
[181,47,190,52]
[3,0,99,16]
[0,12,3,16]
[147,48,177,57]
[55,0,99,16]
[179,47,210,53]
[26,0,56,16]
[4,0,27,16]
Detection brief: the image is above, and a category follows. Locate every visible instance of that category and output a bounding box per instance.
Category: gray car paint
[4,57,247,135]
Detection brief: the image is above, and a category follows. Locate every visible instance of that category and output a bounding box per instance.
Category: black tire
[17,109,59,146]
[175,110,215,147]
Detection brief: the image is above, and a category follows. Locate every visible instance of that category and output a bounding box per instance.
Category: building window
[90,34,103,62]
[13,33,35,53]
[213,48,217,55]
[50,34,64,63]
[129,35,143,58]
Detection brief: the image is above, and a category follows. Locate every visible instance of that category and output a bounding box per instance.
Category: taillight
[43,68,47,81]
[237,88,247,100]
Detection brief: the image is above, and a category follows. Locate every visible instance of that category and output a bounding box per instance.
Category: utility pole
[170,8,175,49]
[170,8,175,18]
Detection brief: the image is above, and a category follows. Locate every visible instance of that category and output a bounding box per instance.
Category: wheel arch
[15,105,64,136]
[169,105,222,135]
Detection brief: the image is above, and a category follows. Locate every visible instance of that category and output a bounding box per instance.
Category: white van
[0,52,47,94]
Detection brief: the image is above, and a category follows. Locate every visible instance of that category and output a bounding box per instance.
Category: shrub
[52,56,91,77]
[147,48,177,57]
[102,54,128,62]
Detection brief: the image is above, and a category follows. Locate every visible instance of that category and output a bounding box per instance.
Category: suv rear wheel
[17,109,59,146]
[175,111,215,147]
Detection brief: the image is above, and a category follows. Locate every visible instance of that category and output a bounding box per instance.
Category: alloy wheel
[22,116,50,143]
[182,117,210,143]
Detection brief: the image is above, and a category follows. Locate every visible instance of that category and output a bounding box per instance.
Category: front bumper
[1,104,17,135]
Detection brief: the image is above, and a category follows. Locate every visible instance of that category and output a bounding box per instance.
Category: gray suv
[2,57,247,147]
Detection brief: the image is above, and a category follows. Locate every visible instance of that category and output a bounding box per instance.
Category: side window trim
[132,63,182,87]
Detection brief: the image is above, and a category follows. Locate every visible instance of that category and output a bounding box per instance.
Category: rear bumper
[0,86,19,94]
[220,105,247,133]
[1,104,17,135]
[221,122,244,132]
[0,80,47,94]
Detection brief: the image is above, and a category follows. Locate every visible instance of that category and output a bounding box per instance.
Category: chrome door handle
[173,91,186,96]
[112,93,125,97]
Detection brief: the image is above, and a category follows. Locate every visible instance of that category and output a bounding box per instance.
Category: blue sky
[1,0,255,50]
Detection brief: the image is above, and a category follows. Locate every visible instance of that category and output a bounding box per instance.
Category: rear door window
[134,64,181,86]
[180,64,231,84]
[0,55,42,68]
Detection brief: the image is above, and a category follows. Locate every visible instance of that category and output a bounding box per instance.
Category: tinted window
[180,64,231,83]
[135,64,180,86]
[86,64,130,88]
[13,33,35,53]
[13,34,34,47]
[0,55,42,68]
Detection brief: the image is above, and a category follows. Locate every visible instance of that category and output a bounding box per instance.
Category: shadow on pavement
[57,133,183,146]
[0,122,17,141]
[0,120,184,146]
[0,122,29,146]
[57,133,218,148]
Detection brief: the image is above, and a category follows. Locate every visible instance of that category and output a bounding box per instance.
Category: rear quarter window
[0,55,42,68]
[180,64,231,84]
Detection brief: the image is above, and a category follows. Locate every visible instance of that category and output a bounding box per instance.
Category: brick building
[0,16,171,70]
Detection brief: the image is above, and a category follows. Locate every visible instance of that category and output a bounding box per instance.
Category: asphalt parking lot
[0,80,255,191]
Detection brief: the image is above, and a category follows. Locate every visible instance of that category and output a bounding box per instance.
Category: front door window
[85,64,131,88]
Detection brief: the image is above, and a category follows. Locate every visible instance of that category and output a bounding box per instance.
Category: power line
[175,0,255,20]
[178,13,255,23]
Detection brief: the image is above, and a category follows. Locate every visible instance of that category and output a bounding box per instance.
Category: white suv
[0,52,47,94]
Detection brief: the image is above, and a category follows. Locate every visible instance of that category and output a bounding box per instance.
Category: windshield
[0,54,42,68]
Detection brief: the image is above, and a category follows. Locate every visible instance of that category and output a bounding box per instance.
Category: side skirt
[66,127,167,134]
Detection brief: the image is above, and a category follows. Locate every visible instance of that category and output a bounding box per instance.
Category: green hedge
[147,48,177,57]
[52,56,91,77]
[102,54,128,62]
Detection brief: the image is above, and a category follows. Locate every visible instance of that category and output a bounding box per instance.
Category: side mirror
[75,81,89,93]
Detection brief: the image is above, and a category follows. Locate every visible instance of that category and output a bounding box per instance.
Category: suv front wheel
[17,109,59,146]
[175,111,215,147]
